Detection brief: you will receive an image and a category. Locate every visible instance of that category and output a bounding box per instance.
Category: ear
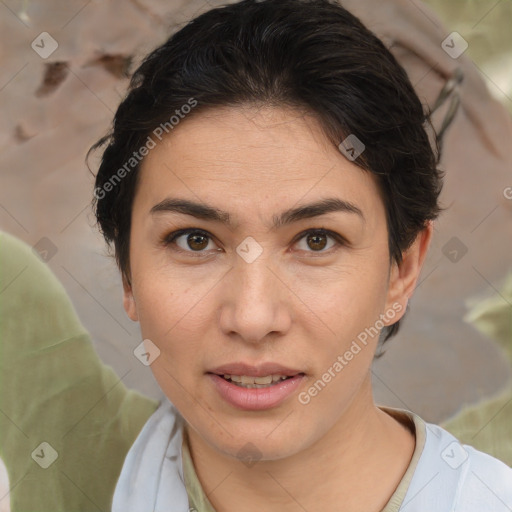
[122,273,139,322]
[383,221,434,323]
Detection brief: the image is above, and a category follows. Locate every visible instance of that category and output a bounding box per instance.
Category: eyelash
[161,228,347,257]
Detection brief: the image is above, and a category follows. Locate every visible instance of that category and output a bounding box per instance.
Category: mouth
[212,373,304,389]
[208,361,304,378]
[206,364,306,410]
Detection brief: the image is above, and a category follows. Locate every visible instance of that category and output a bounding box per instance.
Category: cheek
[297,255,390,341]
[133,274,211,412]
[136,280,204,350]
[132,255,204,327]
[294,267,387,417]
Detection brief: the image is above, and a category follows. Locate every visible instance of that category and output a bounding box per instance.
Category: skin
[123,105,433,512]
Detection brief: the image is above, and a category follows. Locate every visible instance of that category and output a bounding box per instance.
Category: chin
[200,421,311,463]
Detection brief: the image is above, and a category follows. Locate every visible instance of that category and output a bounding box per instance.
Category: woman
[1,0,510,511]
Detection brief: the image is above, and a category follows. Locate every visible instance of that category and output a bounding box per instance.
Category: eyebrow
[150,197,364,229]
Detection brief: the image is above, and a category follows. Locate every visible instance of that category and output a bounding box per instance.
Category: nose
[218,248,292,345]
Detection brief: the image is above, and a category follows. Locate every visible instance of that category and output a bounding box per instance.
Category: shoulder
[112,399,189,511]
[457,443,512,510]
[409,419,512,510]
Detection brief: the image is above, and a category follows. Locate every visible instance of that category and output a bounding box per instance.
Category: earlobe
[384,221,434,323]
[122,275,139,322]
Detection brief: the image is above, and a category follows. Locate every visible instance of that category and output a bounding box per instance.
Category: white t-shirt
[383,407,512,511]
[113,399,512,511]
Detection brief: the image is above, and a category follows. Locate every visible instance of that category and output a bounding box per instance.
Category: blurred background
[1,0,511,426]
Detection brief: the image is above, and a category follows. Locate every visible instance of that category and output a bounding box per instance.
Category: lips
[208,372,306,410]
[207,362,304,378]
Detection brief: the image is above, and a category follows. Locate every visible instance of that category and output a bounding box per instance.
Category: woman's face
[123,105,411,461]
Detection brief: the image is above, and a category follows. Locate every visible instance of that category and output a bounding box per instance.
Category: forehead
[134,105,383,225]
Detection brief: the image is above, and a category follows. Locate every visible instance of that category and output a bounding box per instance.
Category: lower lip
[208,373,305,411]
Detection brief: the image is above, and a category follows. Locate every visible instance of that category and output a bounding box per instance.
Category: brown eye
[164,229,217,253]
[306,232,328,251]
[186,232,209,251]
[295,229,341,253]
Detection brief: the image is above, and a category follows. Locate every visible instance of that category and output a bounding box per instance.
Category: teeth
[253,375,273,385]
[222,374,290,388]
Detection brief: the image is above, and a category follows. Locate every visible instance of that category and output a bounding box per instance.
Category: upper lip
[208,362,304,377]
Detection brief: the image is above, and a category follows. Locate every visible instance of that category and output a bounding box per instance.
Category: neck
[185,375,415,512]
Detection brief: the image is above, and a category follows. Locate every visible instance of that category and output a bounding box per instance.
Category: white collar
[112,399,512,511]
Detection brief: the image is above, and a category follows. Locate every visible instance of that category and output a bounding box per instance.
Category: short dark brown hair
[88,0,443,347]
